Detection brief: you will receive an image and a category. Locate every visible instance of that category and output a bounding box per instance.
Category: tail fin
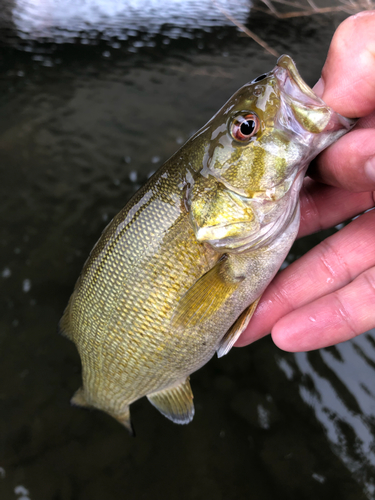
[111,406,135,436]
[71,388,135,436]
[71,387,91,408]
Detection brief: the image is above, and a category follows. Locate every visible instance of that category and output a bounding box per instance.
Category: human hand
[236,11,375,352]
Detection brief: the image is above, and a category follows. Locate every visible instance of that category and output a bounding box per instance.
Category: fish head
[188,55,354,249]
[196,54,354,199]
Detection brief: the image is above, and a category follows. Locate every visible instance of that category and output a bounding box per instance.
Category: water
[1,1,374,499]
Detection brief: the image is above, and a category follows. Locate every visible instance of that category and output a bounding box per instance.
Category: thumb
[313,11,375,118]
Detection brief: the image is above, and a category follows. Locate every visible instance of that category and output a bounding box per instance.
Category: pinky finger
[271,266,375,352]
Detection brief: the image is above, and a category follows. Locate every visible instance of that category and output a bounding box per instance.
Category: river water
[1,1,375,499]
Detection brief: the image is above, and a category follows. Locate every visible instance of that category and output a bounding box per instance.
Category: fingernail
[364,155,375,183]
[313,77,325,98]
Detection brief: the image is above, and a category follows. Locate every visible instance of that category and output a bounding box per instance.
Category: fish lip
[274,54,322,106]
[275,54,319,103]
[273,54,357,136]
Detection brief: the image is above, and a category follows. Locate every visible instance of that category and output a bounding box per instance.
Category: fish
[60,55,354,433]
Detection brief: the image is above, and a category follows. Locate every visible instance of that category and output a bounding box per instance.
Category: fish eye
[230,113,260,142]
[252,73,267,83]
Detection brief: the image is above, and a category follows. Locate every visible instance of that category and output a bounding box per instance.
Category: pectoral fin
[171,256,241,329]
[217,298,260,358]
[147,378,194,424]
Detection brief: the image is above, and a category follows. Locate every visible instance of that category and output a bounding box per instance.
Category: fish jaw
[274,54,356,154]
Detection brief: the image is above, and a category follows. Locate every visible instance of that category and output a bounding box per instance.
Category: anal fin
[147,378,194,425]
[217,297,260,358]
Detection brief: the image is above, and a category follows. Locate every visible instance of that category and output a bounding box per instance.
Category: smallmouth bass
[60,55,354,433]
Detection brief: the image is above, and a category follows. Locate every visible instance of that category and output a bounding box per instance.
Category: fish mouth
[273,55,332,134]
[275,55,319,103]
[273,55,356,136]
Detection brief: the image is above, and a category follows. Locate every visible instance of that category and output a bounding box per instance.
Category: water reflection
[12,0,250,40]
[279,330,375,496]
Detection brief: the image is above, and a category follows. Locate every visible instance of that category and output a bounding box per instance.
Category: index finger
[311,11,375,192]
[314,11,375,118]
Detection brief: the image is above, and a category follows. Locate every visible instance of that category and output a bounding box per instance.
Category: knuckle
[271,280,295,313]
[300,184,324,233]
[336,268,375,339]
[363,267,375,296]
[315,238,353,285]
[334,293,358,338]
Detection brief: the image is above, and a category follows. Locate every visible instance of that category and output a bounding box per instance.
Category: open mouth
[275,55,319,102]
[273,55,356,135]
[273,54,332,134]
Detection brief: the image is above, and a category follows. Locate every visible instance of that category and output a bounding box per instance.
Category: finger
[271,266,375,352]
[310,125,375,191]
[313,11,375,118]
[309,125,375,191]
[355,110,375,130]
[298,177,374,238]
[236,209,375,346]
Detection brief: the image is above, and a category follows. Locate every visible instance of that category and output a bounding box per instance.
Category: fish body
[60,56,354,432]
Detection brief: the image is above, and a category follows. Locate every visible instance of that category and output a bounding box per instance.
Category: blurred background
[1,1,375,499]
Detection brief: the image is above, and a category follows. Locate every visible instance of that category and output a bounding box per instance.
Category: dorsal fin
[147,378,194,424]
[59,298,75,340]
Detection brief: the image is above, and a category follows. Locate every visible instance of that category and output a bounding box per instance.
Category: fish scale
[61,55,354,432]
[82,216,208,400]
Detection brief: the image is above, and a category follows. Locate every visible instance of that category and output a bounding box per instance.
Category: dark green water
[1,1,375,499]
